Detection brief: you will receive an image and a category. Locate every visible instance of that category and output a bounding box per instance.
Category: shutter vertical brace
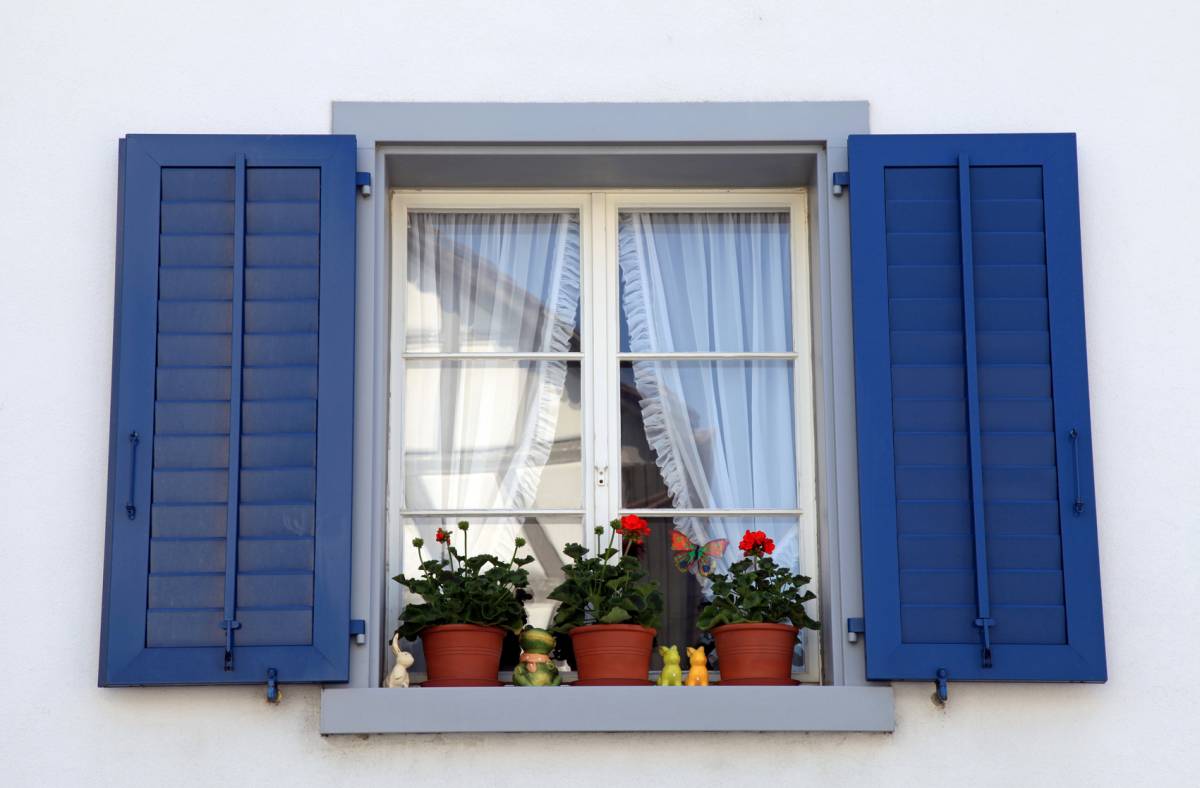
[220,153,248,672]
[957,154,995,669]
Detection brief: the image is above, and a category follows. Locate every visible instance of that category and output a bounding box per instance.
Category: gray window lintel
[333,101,867,147]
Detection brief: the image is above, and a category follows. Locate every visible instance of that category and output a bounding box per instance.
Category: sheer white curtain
[404,212,580,558]
[619,211,798,575]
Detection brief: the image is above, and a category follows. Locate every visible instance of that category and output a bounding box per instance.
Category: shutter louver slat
[850,134,1105,685]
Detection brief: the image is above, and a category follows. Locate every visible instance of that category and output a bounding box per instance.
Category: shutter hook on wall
[266,668,281,703]
[933,668,949,706]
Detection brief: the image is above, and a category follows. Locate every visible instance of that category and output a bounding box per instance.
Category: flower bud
[514,537,527,548]
[457,520,470,531]
[411,537,425,548]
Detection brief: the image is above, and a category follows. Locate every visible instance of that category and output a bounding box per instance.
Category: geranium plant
[697,529,820,631]
[392,521,535,640]
[547,515,663,632]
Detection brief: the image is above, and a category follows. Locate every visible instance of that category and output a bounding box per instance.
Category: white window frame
[386,188,819,683]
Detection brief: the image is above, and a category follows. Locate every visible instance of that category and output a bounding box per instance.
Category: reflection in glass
[388,517,581,679]
[406,212,581,353]
[620,360,796,511]
[618,211,791,353]
[404,361,582,510]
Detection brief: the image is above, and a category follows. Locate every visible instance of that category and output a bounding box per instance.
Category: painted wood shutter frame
[99,135,356,686]
[848,133,1106,684]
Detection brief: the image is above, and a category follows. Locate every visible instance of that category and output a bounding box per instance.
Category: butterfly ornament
[670,530,729,578]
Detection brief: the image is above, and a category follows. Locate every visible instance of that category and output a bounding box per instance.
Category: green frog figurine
[512,627,561,686]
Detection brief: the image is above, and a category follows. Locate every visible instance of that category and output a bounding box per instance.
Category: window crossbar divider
[402,352,584,360]
[400,509,586,518]
[618,508,804,518]
[617,352,797,360]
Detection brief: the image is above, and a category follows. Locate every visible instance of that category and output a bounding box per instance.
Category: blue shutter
[99,135,356,686]
[849,134,1105,684]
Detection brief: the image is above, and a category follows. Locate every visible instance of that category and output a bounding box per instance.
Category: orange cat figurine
[686,646,709,686]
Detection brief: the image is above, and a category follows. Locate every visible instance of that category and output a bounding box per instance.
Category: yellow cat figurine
[657,645,683,686]
[686,646,709,686]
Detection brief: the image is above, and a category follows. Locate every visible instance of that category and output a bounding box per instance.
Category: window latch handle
[595,466,608,488]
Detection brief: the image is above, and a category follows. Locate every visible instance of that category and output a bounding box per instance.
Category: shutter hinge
[219,618,241,671]
[350,619,367,645]
[846,617,865,643]
[356,171,372,197]
[933,668,949,706]
[266,668,281,703]
[832,171,850,196]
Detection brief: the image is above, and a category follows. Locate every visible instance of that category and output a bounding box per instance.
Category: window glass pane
[406,212,581,353]
[634,517,808,675]
[388,517,581,680]
[404,360,582,510]
[620,360,797,509]
[618,211,792,353]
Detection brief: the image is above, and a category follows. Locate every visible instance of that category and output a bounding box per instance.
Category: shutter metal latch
[846,617,865,643]
[266,668,281,703]
[125,431,140,520]
[933,668,949,706]
[975,617,995,668]
[832,171,850,196]
[1069,428,1085,515]
[350,619,367,645]
[219,618,241,671]
[356,171,372,197]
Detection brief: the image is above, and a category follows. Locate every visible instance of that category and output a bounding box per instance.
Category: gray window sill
[320,685,894,734]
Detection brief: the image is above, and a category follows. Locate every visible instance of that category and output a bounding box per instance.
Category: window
[99,107,1102,733]
[386,191,818,682]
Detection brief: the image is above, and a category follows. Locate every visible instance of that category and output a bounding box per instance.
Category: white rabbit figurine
[385,633,415,688]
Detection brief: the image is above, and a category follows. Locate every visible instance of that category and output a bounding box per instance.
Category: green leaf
[598,606,631,624]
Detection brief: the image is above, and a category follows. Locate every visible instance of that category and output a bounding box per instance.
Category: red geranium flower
[435,528,451,544]
[738,529,775,556]
[617,514,651,543]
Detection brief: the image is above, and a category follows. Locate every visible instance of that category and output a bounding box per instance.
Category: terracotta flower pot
[569,624,656,686]
[420,624,505,687]
[712,622,799,685]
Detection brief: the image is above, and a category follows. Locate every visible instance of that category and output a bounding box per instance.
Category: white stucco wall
[2,1,1197,785]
